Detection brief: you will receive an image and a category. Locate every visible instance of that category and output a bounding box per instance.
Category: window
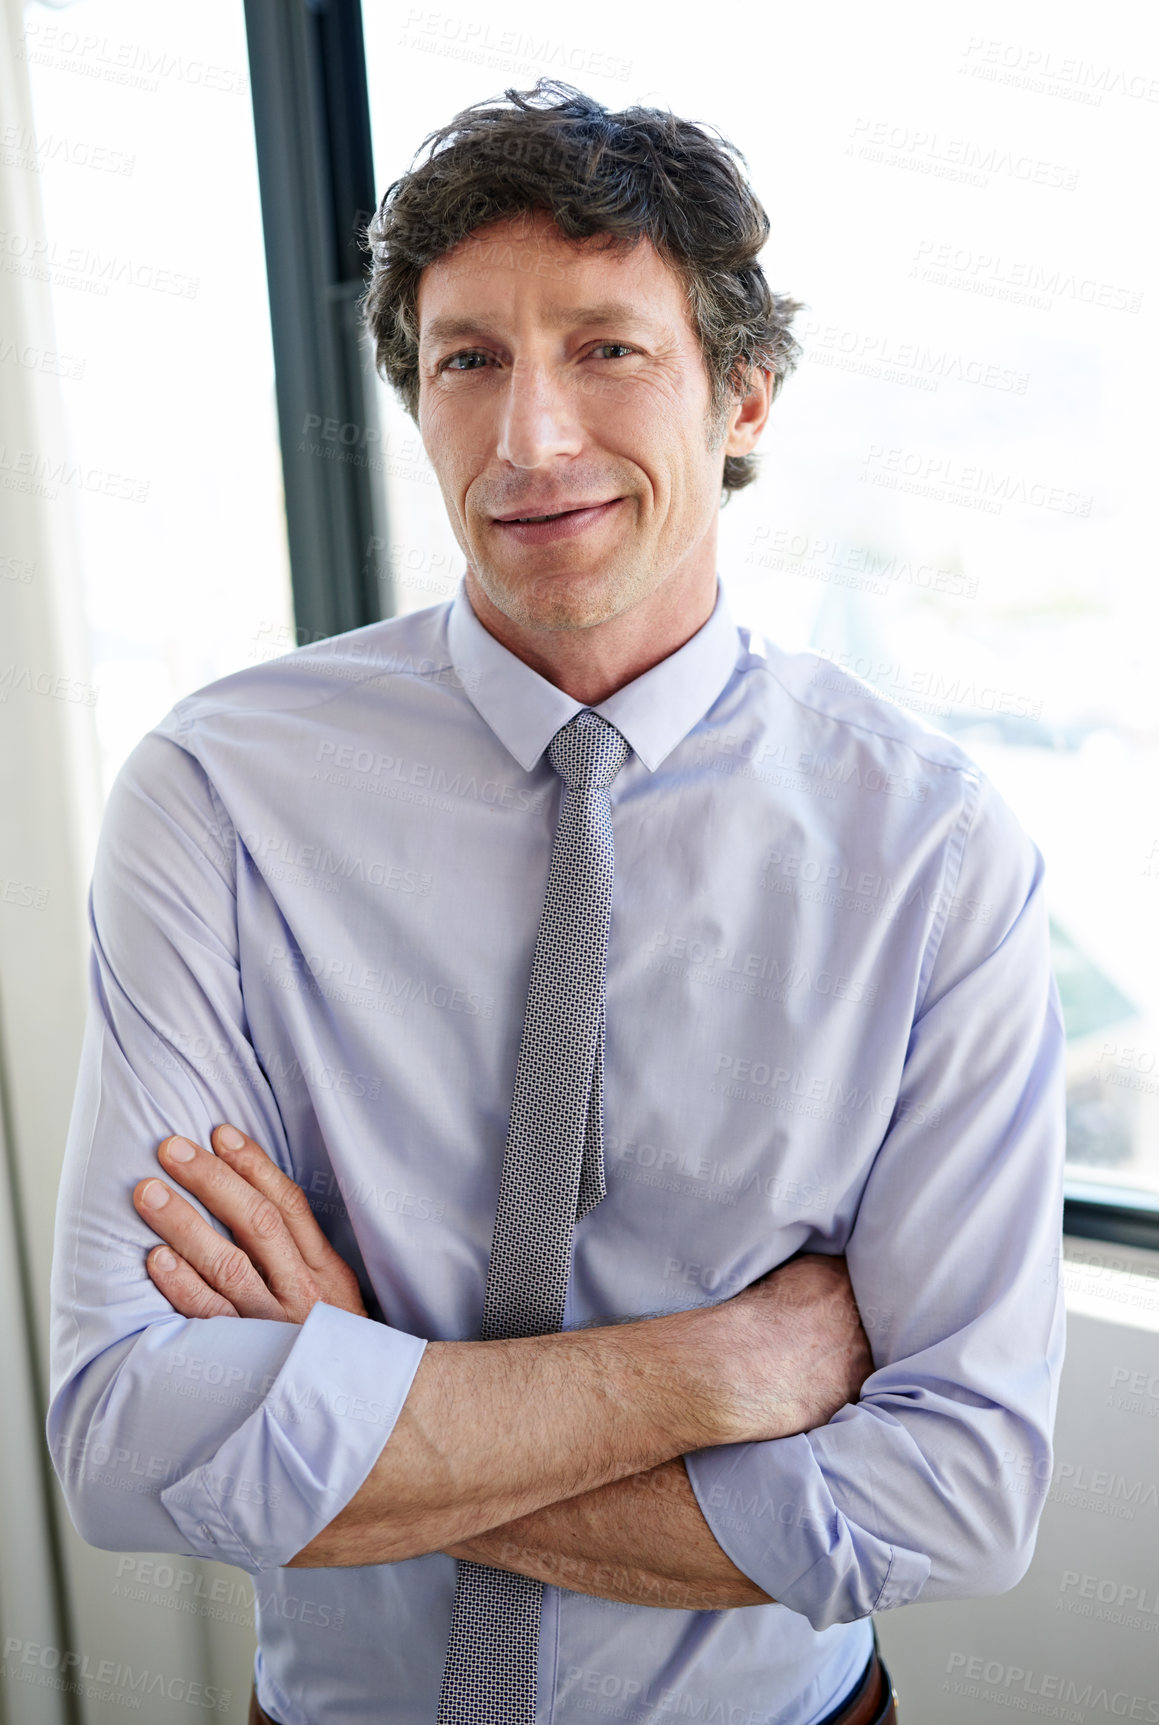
[20,0,293,798]
[360,1,1159,1208]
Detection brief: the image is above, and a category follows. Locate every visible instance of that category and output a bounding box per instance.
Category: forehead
[415,212,690,341]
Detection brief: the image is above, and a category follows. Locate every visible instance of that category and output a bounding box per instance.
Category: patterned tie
[437,708,632,1724]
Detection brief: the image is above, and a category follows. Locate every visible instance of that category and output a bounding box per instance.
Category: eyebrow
[419,301,657,351]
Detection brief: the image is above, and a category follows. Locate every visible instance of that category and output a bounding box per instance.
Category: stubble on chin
[469,555,656,635]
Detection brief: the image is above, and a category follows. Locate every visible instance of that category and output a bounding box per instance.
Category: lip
[491,498,625,544]
[492,497,621,522]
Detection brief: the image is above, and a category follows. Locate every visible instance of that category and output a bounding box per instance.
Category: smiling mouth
[495,500,618,524]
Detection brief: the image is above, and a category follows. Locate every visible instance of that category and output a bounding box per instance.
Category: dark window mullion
[243,0,392,639]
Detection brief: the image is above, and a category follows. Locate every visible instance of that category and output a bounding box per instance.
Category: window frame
[243,0,392,638]
[244,1,1155,1249]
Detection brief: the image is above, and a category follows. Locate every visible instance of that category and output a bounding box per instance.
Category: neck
[463,566,718,706]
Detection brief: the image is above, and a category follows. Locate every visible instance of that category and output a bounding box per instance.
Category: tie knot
[548,710,631,792]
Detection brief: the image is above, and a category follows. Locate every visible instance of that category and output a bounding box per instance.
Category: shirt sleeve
[683,770,1068,1629]
[46,723,429,1575]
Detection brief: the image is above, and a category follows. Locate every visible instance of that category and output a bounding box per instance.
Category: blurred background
[1,0,1157,1718]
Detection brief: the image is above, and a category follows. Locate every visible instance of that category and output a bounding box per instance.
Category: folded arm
[47,733,428,1570]
[132,1126,870,1593]
[50,728,872,1591]
[441,1457,773,1609]
[680,776,1069,1629]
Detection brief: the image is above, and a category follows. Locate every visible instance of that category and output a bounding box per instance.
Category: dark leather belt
[249,1689,281,1725]
[815,1642,899,1725]
[249,1645,898,1724]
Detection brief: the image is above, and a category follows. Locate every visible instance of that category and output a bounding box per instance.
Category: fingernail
[217,1125,246,1150]
[141,1180,170,1209]
[152,1246,176,1272]
[164,1137,196,1162]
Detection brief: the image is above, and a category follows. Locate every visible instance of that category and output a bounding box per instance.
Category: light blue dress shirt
[48,577,1067,1725]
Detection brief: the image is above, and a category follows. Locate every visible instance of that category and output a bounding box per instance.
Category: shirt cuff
[684,1431,932,1630]
[160,1303,428,1573]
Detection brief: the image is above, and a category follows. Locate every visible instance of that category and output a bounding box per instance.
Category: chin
[478,561,653,633]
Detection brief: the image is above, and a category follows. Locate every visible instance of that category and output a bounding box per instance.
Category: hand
[717,1253,874,1442]
[132,1125,367,1324]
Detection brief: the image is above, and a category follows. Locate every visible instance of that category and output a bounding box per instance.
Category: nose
[495,361,584,469]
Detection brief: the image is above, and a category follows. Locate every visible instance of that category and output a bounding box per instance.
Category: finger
[133,1172,287,1321]
[146,1244,239,1320]
[153,1135,321,1315]
[211,1126,346,1275]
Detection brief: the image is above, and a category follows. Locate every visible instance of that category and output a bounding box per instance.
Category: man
[48,80,1066,1725]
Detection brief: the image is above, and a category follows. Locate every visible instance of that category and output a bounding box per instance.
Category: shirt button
[198,1522,215,1542]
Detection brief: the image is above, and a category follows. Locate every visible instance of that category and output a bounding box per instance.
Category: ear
[723,367,774,457]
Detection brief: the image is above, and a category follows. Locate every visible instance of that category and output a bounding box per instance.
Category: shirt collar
[446,577,740,773]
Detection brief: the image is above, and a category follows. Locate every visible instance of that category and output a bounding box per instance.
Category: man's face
[415,210,744,634]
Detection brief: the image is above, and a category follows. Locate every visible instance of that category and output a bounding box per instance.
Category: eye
[440,350,490,372]
[591,343,635,360]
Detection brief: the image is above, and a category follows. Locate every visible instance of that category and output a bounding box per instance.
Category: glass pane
[360,2,1159,1198]
[21,0,293,798]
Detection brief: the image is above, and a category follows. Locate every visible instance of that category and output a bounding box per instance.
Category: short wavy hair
[362,80,802,497]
